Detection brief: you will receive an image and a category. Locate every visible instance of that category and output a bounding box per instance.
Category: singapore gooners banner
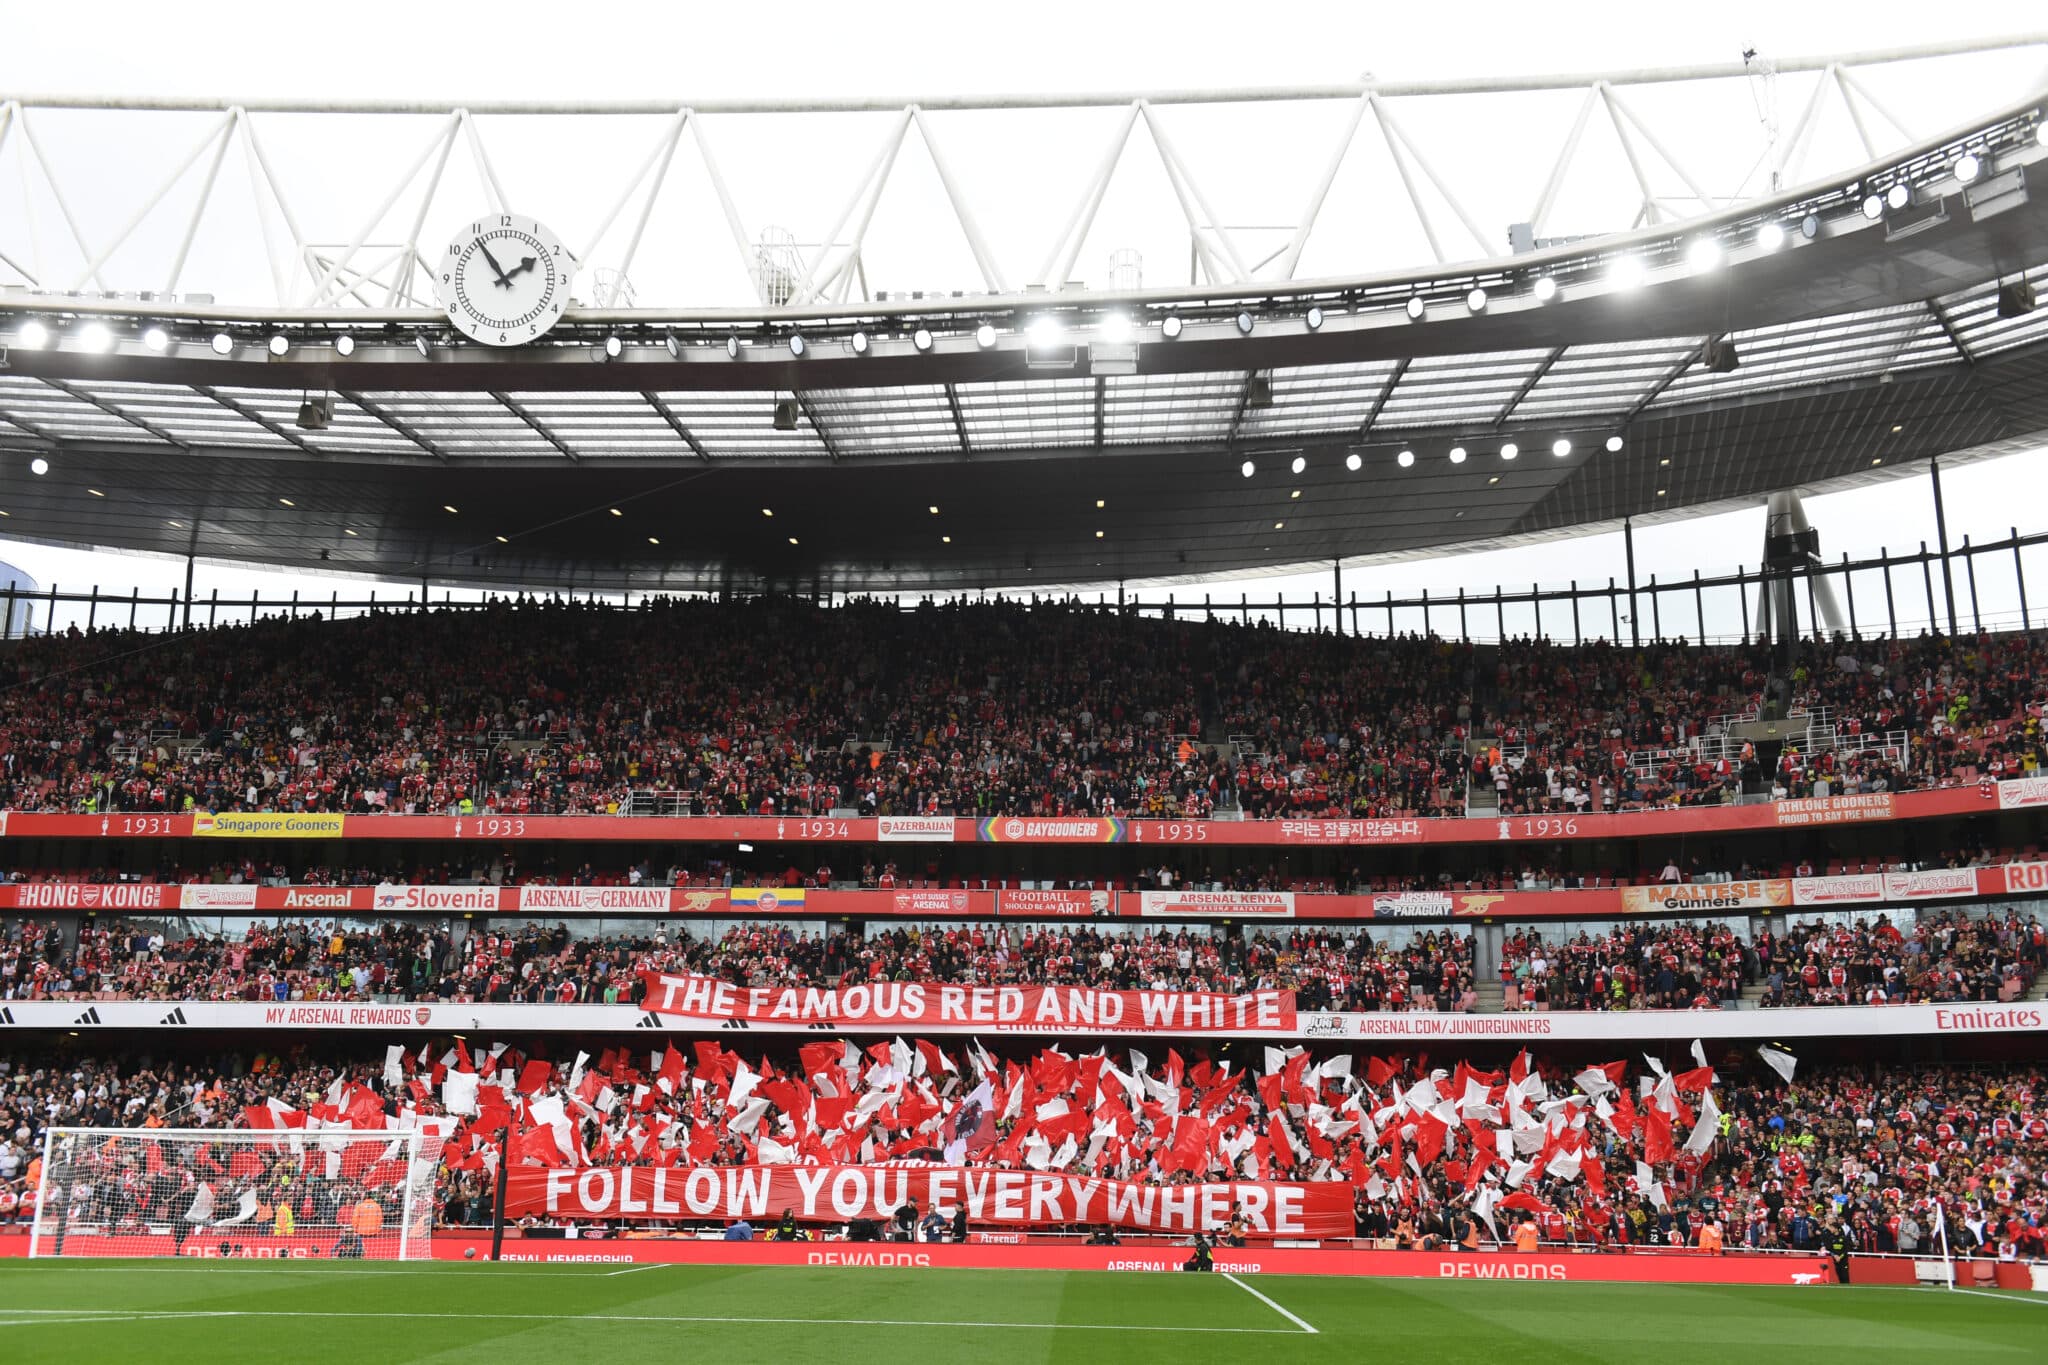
[640,971,1296,1033]
[504,1165,1353,1236]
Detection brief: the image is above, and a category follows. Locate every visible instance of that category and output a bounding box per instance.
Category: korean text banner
[504,1165,1353,1235]
[640,972,1297,1033]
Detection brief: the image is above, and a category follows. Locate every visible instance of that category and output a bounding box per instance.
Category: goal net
[29,1127,447,1261]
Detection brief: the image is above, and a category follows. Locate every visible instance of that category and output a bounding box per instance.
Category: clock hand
[475,240,514,288]
[502,257,538,282]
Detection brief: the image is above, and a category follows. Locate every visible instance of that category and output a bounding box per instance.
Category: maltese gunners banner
[639,972,1296,1034]
[505,1165,1353,1236]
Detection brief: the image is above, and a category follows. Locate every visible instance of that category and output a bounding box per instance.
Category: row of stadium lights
[4,132,2035,362]
[1240,433,1627,481]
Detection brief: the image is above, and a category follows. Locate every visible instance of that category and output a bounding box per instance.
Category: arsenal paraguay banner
[640,972,1297,1033]
[504,1165,1353,1236]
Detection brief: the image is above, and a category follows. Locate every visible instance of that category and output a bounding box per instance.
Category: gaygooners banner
[639,972,1297,1033]
[503,1165,1354,1236]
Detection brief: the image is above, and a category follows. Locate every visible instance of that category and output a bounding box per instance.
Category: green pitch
[0,1261,2042,1363]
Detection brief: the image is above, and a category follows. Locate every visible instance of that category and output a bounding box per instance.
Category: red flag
[517,1060,554,1095]
[1268,1115,1296,1171]
[1643,1107,1676,1165]
[1366,1056,1397,1089]
[1499,1191,1553,1215]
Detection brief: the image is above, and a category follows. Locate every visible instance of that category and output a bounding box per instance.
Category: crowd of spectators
[0,916,1478,1013]
[2,1046,2043,1266]
[0,600,2040,822]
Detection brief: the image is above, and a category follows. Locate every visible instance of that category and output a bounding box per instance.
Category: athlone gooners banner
[504,1165,1354,1236]
[638,972,1296,1033]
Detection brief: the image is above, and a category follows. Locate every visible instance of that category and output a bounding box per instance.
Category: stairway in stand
[1470,979,1506,1014]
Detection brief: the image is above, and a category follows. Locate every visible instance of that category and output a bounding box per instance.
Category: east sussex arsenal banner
[503,1165,1353,1236]
[639,972,1297,1033]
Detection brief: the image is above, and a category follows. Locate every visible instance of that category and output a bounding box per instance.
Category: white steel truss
[1,34,2045,311]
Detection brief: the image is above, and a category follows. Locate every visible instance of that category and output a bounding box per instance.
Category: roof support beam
[339,391,451,460]
[1927,299,1976,365]
[944,382,972,455]
[1357,357,1410,440]
[491,390,579,461]
[1224,369,1259,446]
[1093,375,1107,449]
[1494,347,1567,427]
[1623,344,1701,422]
[192,384,320,453]
[794,391,843,462]
[39,378,191,449]
[642,390,713,460]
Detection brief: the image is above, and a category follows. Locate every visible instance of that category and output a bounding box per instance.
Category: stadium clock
[433,212,577,346]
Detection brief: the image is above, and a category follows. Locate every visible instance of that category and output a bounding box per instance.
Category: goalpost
[29,1127,447,1261]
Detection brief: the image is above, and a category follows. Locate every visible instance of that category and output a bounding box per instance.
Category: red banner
[998,889,1109,917]
[0,779,1998,846]
[503,1165,1352,1236]
[639,972,1296,1032]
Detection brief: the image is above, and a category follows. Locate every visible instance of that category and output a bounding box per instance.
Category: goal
[29,1127,446,1261]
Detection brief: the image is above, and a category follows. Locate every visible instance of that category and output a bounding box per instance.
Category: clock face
[434,213,576,346]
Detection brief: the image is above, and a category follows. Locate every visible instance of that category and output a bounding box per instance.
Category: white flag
[1690,1039,1709,1071]
[1756,1045,1798,1084]
[442,1070,480,1117]
[1683,1088,1722,1156]
[184,1182,216,1223]
[383,1045,406,1091]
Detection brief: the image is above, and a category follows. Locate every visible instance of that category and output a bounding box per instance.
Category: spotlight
[1799,213,1820,240]
[295,394,334,430]
[1395,449,1413,469]
[1500,442,1519,460]
[1756,222,1787,251]
[77,321,112,353]
[1448,446,1467,465]
[1701,337,1740,373]
[1305,306,1324,331]
[1026,317,1062,348]
[1532,276,1558,302]
[1886,183,1910,211]
[1161,314,1183,339]
[1953,153,1982,184]
[1346,451,1363,471]
[1246,374,1273,409]
[210,332,233,355]
[773,397,799,430]
[664,333,680,358]
[413,335,430,358]
[1098,313,1132,343]
[975,324,996,348]
[1234,311,1254,335]
[849,331,869,355]
[1551,438,1571,457]
[142,326,170,353]
[1289,455,1305,475]
[1609,257,1646,290]
[726,335,741,358]
[334,334,355,356]
[30,457,49,476]
[1686,238,1722,271]
[15,320,48,350]
[1240,460,1255,478]
[912,328,933,352]
[1465,288,1488,313]
[1997,281,2037,318]
[788,333,806,357]
[1861,195,1884,220]
[268,333,290,356]
[1605,435,1624,452]
[1405,295,1426,320]
[603,335,622,358]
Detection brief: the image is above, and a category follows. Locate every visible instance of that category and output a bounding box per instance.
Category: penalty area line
[1222,1272,1319,1334]
[0,1307,1299,1335]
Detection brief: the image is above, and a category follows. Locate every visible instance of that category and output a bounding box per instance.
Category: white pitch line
[0,1306,1299,1335]
[1222,1272,1319,1334]
[1908,1286,2048,1307]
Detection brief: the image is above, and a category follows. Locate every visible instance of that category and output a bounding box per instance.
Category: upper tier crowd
[3,1046,2044,1264]
[6,905,2040,1014]
[0,599,2040,821]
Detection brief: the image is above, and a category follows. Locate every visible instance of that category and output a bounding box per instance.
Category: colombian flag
[731,886,806,911]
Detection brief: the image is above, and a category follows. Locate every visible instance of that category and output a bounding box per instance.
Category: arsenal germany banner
[640,972,1298,1033]
[504,1164,1355,1236]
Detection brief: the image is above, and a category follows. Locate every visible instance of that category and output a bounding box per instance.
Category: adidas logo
[635,1013,664,1030]
[0,1007,14,1025]
[160,1008,189,1026]
[74,1007,103,1026]
[718,1018,751,1031]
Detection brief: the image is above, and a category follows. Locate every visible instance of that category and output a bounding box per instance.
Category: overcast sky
[0,2,2044,629]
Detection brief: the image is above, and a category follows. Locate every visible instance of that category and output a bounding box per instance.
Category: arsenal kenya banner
[505,1164,1353,1236]
[640,973,1298,1033]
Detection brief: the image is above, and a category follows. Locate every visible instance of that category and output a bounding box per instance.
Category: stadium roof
[2,52,2047,592]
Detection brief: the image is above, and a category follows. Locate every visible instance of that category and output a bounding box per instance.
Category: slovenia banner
[639,972,1297,1033]
[504,1164,1354,1235]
